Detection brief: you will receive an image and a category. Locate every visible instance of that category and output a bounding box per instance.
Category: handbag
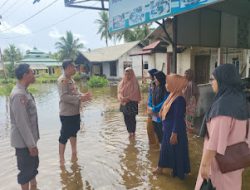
[200,179,216,190]
[119,101,138,115]
[215,119,250,173]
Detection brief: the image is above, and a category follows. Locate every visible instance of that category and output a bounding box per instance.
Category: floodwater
[0,83,249,190]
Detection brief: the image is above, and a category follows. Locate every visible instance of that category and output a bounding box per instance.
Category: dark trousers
[59,114,80,144]
[123,114,136,133]
[15,148,39,185]
[152,121,163,143]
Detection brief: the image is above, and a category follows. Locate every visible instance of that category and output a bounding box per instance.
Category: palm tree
[112,32,123,45]
[55,31,84,61]
[3,44,22,78]
[95,11,112,46]
[123,24,152,42]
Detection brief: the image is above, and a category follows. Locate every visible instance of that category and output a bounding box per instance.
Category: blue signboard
[109,0,223,33]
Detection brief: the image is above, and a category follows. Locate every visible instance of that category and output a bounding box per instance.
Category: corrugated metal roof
[143,40,161,50]
[19,48,62,66]
[130,49,152,56]
[82,41,140,62]
[29,64,48,70]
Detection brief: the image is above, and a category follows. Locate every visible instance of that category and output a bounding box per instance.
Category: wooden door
[195,55,210,84]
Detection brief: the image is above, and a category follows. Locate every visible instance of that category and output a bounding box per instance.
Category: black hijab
[200,64,248,137]
[153,71,167,105]
[148,69,158,78]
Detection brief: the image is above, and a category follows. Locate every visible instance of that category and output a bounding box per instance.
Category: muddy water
[0,83,249,190]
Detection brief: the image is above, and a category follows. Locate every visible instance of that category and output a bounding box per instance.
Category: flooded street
[0,83,249,190]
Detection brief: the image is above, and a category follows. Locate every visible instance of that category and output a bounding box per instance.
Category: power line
[1,0,19,16]
[0,2,98,40]
[0,0,9,10]
[0,0,59,32]
[3,0,26,19]
[0,9,86,39]
[33,10,85,34]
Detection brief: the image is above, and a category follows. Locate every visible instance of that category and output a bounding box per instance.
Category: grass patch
[35,74,59,83]
[0,84,14,96]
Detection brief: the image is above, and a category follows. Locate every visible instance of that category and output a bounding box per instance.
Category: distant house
[77,41,167,80]
[18,48,61,75]
[78,41,142,80]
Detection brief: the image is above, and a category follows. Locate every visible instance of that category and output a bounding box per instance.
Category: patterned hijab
[183,69,200,103]
[160,74,188,119]
[200,64,249,137]
[118,67,141,103]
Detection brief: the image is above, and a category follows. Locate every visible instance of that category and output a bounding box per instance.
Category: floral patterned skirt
[185,96,197,129]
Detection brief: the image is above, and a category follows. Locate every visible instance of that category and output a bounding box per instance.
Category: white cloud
[48,28,63,39]
[0,21,31,35]
[49,28,88,46]
[74,34,88,46]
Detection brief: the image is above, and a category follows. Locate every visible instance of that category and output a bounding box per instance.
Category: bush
[87,76,108,88]
[0,78,16,84]
[0,83,14,96]
[73,73,81,81]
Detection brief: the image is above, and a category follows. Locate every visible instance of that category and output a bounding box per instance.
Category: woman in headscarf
[153,74,190,180]
[149,71,169,144]
[118,67,141,138]
[183,69,200,132]
[147,68,158,144]
[195,64,249,190]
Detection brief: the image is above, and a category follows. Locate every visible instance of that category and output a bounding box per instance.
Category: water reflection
[60,162,92,190]
[121,138,141,189]
[0,83,249,189]
[0,96,10,139]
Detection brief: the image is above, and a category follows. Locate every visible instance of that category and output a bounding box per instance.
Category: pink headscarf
[118,67,141,104]
[160,74,188,118]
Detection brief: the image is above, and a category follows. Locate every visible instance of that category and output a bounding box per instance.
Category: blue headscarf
[200,64,249,137]
[148,69,158,78]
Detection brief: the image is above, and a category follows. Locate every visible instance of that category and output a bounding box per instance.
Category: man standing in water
[10,64,39,190]
[58,59,91,166]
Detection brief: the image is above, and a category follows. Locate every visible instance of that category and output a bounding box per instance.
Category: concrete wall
[117,47,167,79]
[196,83,214,117]
[54,67,61,76]
[117,46,149,79]
[154,53,167,72]
[177,48,192,75]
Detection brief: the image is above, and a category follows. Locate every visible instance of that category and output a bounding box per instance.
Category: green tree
[48,51,60,61]
[95,11,112,47]
[3,44,22,78]
[55,31,84,61]
[123,24,152,42]
[112,32,123,45]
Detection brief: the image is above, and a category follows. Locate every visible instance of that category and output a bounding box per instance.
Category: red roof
[143,40,161,51]
[129,49,152,56]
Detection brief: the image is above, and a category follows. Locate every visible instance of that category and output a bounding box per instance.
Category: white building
[80,41,167,80]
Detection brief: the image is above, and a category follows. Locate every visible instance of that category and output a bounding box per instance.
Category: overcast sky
[0,0,111,54]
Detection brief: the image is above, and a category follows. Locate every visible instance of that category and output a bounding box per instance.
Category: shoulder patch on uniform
[20,95,28,105]
[61,78,69,85]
